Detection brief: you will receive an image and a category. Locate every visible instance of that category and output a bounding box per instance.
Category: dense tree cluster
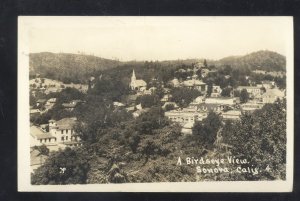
[170,88,202,107]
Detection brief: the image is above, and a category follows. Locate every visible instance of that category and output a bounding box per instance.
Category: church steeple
[131,69,136,82]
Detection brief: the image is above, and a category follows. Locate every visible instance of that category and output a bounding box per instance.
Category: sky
[21,16,292,61]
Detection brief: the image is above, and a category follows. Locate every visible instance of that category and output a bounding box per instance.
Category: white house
[30,125,56,147]
[182,79,207,93]
[181,122,194,135]
[237,86,262,98]
[211,85,222,97]
[49,117,80,144]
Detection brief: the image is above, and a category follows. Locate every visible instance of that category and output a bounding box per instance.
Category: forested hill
[214,50,286,72]
[29,52,122,83]
[29,50,286,84]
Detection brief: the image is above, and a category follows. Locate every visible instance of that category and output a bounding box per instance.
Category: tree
[240,89,249,103]
[192,112,222,148]
[260,86,266,93]
[221,87,232,97]
[33,144,49,156]
[206,83,213,97]
[171,88,202,107]
[135,107,169,134]
[164,104,175,111]
[31,147,90,184]
[233,90,240,97]
[203,59,208,68]
[136,94,159,108]
[224,100,286,180]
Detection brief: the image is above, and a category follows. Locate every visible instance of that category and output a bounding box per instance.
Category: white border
[18,16,294,192]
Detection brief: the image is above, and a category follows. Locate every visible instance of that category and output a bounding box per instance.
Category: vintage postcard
[18,16,293,192]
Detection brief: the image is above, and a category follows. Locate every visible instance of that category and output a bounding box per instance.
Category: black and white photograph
[18,16,294,192]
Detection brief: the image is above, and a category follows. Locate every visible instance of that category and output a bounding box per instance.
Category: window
[66,130,68,134]
[40,139,42,143]
[61,130,63,134]
[66,136,68,141]
[61,137,64,141]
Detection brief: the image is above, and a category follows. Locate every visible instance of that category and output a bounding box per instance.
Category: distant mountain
[29,52,122,83]
[29,50,286,84]
[214,50,286,72]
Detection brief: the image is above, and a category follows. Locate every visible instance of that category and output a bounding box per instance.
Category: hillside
[214,50,286,72]
[29,52,122,83]
[29,50,286,84]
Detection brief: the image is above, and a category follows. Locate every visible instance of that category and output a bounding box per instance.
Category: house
[148,87,157,93]
[211,85,222,97]
[240,102,263,113]
[62,100,84,111]
[160,94,172,102]
[201,67,210,78]
[237,86,262,97]
[113,102,125,108]
[30,125,56,147]
[132,108,150,118]
[49,117,80,144]
[30,149,48,173]
[253,69,266,74]
[129,70,147,91]
[30,109,40,118]
[266,71,285,78]
[45,98,56,110]
[257,81,276,89]
[177,69,187,73]
[182,79,207,93]
[224,75,231,79]
[260,88,285,104]
[181,122,194,135]
[36,99,46,107]
[125,106,135,112]
[169,78,180,88]
[46,98,56,105]
[190,96,205,105]
[163,88,171,94]
[221,110,241,120]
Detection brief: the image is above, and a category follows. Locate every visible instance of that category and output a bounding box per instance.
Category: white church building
[129,69,147,91]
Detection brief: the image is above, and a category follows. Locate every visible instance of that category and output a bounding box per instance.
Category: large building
[204,97,237,106]
[129,70,147,91]
[49,117,80,144]
[221,110,241,120]
[182,79,207,93]
[165,107,207,125]
[237,86,262,97]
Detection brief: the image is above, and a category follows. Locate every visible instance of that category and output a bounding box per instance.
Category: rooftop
[56,117,77,130]
[30,126,55,139]
[183,79,206,87]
